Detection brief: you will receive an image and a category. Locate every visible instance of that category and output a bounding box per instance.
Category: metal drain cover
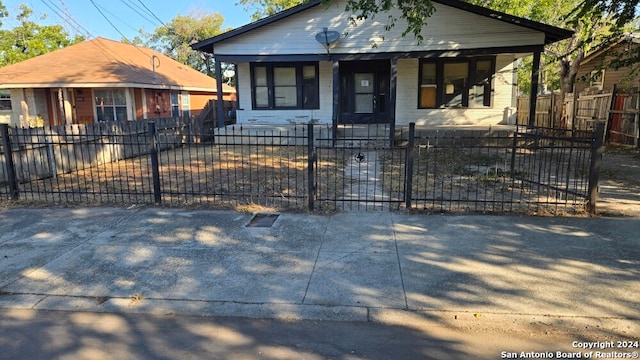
[247,213,279,227]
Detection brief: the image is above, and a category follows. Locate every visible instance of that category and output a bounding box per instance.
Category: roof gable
[193,0,573,53]
[581,32,640,66]
[0,38,234,93]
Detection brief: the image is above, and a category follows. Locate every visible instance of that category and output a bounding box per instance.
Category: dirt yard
[597,146,640,217]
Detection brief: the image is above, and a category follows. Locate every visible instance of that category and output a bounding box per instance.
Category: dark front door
[340,60,390,124]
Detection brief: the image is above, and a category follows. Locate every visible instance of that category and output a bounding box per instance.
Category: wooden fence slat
[518,90,639,147]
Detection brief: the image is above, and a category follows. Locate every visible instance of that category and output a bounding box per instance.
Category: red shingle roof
[0,37,234,93]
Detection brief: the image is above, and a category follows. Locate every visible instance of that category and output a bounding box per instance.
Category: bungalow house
[192,0,572,133]
[576,32,640,94]
[0,37,235,127]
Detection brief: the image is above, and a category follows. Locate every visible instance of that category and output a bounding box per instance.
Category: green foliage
[568,0,638,30]
[0,4,84,67]
[0,1,7,27]
[237,0,307,20]
[343,0,435,41]
[147,12,229,76]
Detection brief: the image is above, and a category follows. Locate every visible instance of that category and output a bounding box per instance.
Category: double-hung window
[95,89,127,122]
[170,91,180,117]
[419,57,494,109]
[0,90,11,111]
[251,63,319,110]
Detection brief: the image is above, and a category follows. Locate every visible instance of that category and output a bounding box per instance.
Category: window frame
[0,90,11,111]
[94,89,128,122]
[418,57,495,109]
[250,62,319,110]
[170,91,180,117]
[181,92,191,118]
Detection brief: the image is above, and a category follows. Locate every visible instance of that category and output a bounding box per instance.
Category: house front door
[340,60,390,124]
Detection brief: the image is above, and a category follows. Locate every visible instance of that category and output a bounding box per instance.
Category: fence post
[148,122,162,205]
[0,124,18,200]
[587,121,605,215]
[307,123,315,211]
[404,123,415,209]
[510,126,518,177]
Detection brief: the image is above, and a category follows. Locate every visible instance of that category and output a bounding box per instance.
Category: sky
[1,0,253,41]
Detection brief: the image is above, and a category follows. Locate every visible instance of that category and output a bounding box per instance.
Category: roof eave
[0,83,231,93]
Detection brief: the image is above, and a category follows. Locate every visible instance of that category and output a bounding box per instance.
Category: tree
[569,0,640,89]
[0,4,84,67]
[0,1,7,27]
[147,12,229,76]
[237,0,306,20]
[570,0,638,30]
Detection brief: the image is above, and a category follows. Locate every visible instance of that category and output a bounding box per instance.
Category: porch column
[62,89,73,124]
[389,58,397,147]
[528,51,541,128]
[215,58,225,128]
[332,59,340,142]
[21,89,30,128]
[57,89,66,125]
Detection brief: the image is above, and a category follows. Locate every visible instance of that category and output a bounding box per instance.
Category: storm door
[339,60,390,124]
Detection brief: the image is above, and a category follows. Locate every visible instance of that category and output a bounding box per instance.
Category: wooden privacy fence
[609,92,640,147]
[0,117,189,184]
[518,91,639,147]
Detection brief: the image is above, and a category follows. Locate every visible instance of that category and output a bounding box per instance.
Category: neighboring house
[576,32,640,94]
[192,0,572,130]
[0,37,235,127]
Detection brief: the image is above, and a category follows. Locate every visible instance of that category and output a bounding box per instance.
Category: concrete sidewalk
[0,207,638,329]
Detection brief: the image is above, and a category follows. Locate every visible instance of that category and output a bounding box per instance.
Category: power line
[89,0,131,42]
[40,0,92,38]
[135,0,167,27]
[93,1,140,35]
[118,0,158,27]
[91,0,157,63]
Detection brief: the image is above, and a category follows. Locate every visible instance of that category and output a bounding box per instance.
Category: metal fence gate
[313,124,406,211]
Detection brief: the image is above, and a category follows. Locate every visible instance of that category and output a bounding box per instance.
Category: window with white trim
[181,93,190,118]
[0,90,11,111]
[170,91,180,117]
[95,89,127,122]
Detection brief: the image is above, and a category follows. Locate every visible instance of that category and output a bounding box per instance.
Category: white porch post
[125,88,134,121]
[142,90,148,120]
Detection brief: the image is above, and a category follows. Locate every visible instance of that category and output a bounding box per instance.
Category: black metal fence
[0,119,604,215]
